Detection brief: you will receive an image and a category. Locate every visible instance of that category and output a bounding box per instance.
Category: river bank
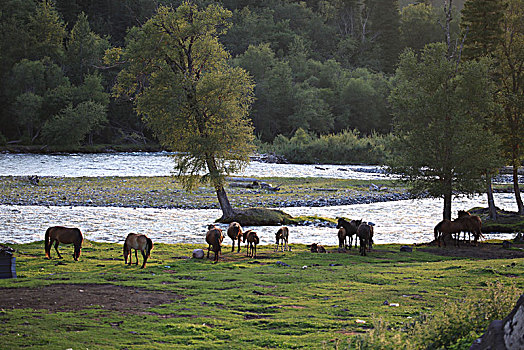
[0,176,411,210]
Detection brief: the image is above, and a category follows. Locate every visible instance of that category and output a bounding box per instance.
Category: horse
[337,227,347,250]
[456,210,483,243]
[123,233,153,268]
[206,224,224,263]
[243,230,259,258]
[356,223,372,256]
[336,218,362,249]
[310,243,326,253]
[44,226,83,261]
[275,227,289,252]
[227,222,243,252]
[434,219,463,247]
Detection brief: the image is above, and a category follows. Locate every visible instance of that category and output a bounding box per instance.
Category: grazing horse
[243,230,259,258]
[457,210,483,243]
[356,223,372,256]
[123,233,153,268]
[275,227,289,252]
[227,222,243,252]
[434,220,463,247]
[206,224,224,263]
[336,218,362,249]
[44,226,83,261]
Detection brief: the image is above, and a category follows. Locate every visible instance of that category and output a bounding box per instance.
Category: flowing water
[0,152,389,180]
[0,152,519,246]
[0,194,517,246]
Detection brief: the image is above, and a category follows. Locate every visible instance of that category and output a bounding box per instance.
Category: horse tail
[146,237,153,257]
[434,222,442,241]
[44,227,52,258]
[123,241,128,257]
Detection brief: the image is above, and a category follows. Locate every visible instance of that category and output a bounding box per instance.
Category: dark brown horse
[357,223,373,256]
[434,220,463,247]
[457,210,483,243]
[275,226,289,252]
[336,218,362,249]
[45,226,83,261]
[243,229,259,258]
[123,233,153,268]
[206,224,224,263]
[227,222,243,252]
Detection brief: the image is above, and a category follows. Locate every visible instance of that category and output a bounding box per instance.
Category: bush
[261,128,392,164]
[348,282,521,350]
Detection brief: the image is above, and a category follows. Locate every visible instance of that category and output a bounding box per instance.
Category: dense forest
[0,0,467,150]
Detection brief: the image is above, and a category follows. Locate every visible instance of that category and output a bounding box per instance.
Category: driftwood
[229,180,280,191]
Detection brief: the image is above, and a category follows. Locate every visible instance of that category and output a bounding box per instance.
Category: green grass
[0,240,522,349]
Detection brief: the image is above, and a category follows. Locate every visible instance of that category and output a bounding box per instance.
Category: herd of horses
[42,210,482,265]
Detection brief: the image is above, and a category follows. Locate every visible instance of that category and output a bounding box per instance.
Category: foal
[275,227,289,252]
[243,230,259,258]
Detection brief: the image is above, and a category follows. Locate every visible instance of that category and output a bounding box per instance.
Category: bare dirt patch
[0,283,183,313]
[417,242,524,260]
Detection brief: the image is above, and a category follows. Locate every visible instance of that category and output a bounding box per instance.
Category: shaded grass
[0,240,522,349]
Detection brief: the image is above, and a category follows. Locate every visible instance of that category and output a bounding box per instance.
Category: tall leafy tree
[112,2,255,220]
[494,0,524,214]
[461,0,506,60]
[388,43,503,220]
[366,0,402,73]
[65,12,109,84]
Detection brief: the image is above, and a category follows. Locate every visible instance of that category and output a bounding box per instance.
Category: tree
[113,2,255,220]
[388,43,503,220]
[461,0,506,60]
[400,3,442,52]
[494,0,524,214]
[65,12,110,84]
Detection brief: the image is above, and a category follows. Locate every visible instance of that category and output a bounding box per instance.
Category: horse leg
[134,249,139,265]
[253,243,257,258]
[140,250,148,268]
[231,240,235,252]
[237,237,241,252]
[54,241,62,259]
[207,244,211,259]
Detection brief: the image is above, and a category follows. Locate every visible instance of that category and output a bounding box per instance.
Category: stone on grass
[192,249,204,259]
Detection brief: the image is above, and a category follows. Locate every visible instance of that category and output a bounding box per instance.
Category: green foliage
[350,282,521,349]
[268,128,391,164]
[388,43,503,218]
[400,3,444,52]
[41,101,107,146]
[115,3,255,191]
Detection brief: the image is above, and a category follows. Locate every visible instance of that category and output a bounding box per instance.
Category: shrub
[261,128,392,164]
[348,282,521,350]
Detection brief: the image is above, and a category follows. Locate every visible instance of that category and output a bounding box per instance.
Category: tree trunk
[486,172,498,220]
[513,164,524,215]
[443,190,452,221]
[206,156,236,220]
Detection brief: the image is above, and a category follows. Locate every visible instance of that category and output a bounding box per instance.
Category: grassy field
[0,240,523,349]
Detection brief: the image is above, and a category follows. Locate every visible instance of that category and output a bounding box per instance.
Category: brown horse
[310,243,326,253]
[336,218,362,249]
[44,226,83,261]
[206,224,224,263]
[227,222,243,252]
[275,227,289,252]
[356,223,373,256]
[123,233,153,268]
[243,230,259,258]
[457,210,483,243]
[434,220,463,247]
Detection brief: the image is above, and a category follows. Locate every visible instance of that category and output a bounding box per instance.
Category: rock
[192,249,204,259]
[470,293,524,350]
[400,246,413,252]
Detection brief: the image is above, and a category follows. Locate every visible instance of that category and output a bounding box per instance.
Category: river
[0,152,519,246]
